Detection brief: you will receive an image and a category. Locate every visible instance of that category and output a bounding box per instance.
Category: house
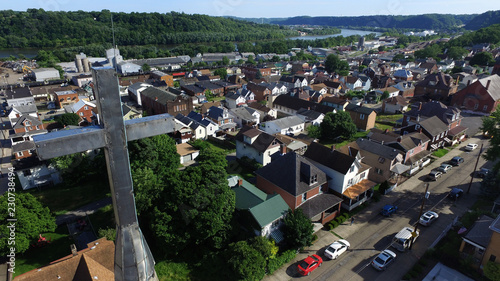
[414,72,458,102]
[355,138,404,184]
[393,69,413,81]
[15,238,115,281]
[259,116,305,136]
[181,84,207,104]
[321,96,349,111]
[235,126,282,166]
[402,101,466,142]
[237,88,256,103]
[247,102,278,121]
[127,82,153,106]
[10,115,48,147]
[212,80,241,94]
[451,75,500,114]
[206,106,236,132]
[122,104,142,120]
[72,74,93,88]
[5,87,35,107]
[343,76,363,90]
[15,159,61,190]
[323,80,343,94]
[225,92,247,109]
[8,104,38,123]
[229,107,260,127]
[419,62,438,74]
[260,82,288,96]
[66,100,96,125]
[228,176,289,241]
[176,142,199,164]
[255,152,343,224]
[303,142,375,211]
[172,117,193,143]
[12,141,37,160]
[195,81,225,97]
[200,101,220,114]
[382,96,409,114]
[296,108,324,126]
[400,116,449,150]
[345,104,377,131]
[180,111,220,139]
[369,129,431,175]
[246,82,271,102]
[150,70,174,87]
[274,134,308,155]
[140,87,193,116]
[241,66,271,80]
[459,215,499,271]
[54,90,80,109]
[272,94,335,116]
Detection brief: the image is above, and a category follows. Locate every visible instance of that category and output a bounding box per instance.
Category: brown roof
[176,143,199,156]
[15,238,114,281]
[343,179,377,199]
[200,101,221,114]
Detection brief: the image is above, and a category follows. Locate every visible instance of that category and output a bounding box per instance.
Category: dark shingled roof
[464,215,494,248]
[236,127,280,153]
[273,94,335,114]
[345,104,375,115]
[299,193,343,219]
[255,152,327,196]
[387,132,430,152]
[405,101,460,126]
[356,138,401,160]
[303,142,355,174]
[418,116,448,137]
[141,87,179,103]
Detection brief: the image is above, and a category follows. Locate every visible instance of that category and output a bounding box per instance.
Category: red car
[297,254,323,276]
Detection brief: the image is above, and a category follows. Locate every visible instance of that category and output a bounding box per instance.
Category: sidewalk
[263,136,483,281]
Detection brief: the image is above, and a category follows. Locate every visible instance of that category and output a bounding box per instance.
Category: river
[0,49,39,59]
[288,28,381,40]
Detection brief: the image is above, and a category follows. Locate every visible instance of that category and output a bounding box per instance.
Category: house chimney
[155,97,158,101]
[418,102,422,111]
[397,136,402,143]
[71,244,78,256]
[281,144,287,155]
[331,145,335,152]
[467,80,471,86]
[384,129,389,134]
[238,178,243,186]
[486,80,491,90]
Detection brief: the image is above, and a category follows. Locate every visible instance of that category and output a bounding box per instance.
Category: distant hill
[268,14,476,30]
[465,10,500,30]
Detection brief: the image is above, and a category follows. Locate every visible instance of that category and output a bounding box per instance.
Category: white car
[465,143,478,151]
[324,239,350,260]
[371,249,396,271]
[419,211,439,226]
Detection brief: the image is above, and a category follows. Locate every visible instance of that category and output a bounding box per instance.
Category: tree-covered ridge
[0,9,297,49]
[271,14,476,30]
[465,10,500,30]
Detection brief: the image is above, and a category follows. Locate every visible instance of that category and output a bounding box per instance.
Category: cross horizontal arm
[33,114,176,160]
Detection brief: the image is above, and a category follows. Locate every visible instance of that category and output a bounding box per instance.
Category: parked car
[448,188,464,200]
[465,143,478,151]
[371,250,397,271]
[419,211,439,226]
[427,170,443,181]
[381,204,398,216]
[436,164,452,173]
[449,156,464,166]
[476,168,490,178]
[47,110,56,115]
[297,254,323,276]
[324,240,350,260]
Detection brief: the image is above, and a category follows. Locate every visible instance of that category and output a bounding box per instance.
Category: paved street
[263,134,490,281]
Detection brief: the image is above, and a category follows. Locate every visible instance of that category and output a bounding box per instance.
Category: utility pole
[467,143,483,194]
[409,183,429,250]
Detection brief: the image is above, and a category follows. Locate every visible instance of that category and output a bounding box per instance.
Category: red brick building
[140,87,193,116]
[451,75,500,114]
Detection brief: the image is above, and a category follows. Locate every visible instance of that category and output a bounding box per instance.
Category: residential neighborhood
[1,8,500,281]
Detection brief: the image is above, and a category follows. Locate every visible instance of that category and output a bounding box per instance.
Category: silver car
[324,239,350,260]
[419,211,439,226]
[436,164,452,173]
[371,249,396,271]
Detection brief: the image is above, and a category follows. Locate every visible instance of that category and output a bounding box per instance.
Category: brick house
[151,70,174,87]
[414,72,458,102]
[246,82,271,102]
[140,87,193,116]
[451,74,500,114]
[54,90,79,109]
[241,66,271,80]
[66,100,96,125]
[345,104,377,131]
[255,152,343,224]
[400,116,449,150]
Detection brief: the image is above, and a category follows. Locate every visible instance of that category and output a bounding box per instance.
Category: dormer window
[310,174,318,184]
[349,166,355,173]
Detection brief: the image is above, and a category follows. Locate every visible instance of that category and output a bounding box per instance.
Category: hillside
[0,9,296,49]
[465,10,500,30]
[270,14,476,30]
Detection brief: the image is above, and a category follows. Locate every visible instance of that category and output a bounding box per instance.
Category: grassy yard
[156,261,192,281]
[29,180,111,216]
[376,113,403,122]
[14,225,73,277]
[319,131,370,149]
[88,204,115,232]
[374,122,393,131]
[432,148,449,158]
[226,159,255,181]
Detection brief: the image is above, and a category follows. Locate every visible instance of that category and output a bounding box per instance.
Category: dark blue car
[381,204,398,216]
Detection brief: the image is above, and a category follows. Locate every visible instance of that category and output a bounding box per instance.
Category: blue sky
[5,0,499,18]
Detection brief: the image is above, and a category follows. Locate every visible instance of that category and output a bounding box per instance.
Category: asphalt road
[280,137,490,281]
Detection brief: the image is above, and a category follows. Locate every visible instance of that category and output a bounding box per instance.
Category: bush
[267,249,296,274]
[98,227,116,241]
[330,221,339,229]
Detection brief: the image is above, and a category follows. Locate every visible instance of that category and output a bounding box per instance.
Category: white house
[176,143,200,164]
[225,92,247,109]
[16,163,61,190]
[235,127,282,166]
[229,107,260,128]
[259,116,305,136]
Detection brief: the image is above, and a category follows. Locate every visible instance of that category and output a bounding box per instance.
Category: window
[84,106,88,110]
[17,152,23,157]
[310,174,318,184]
[360,172,366,178]
[489,255,496,262]
[302,193,307,202]
[348,178,354,185]
[474,103,479,110]
[360,114,365,120]
[80,112,84,116]
[67,97,71,101]
[376,168,383,175]
[350,166,355,173]
[483,105,488,111]
[378,157,385,164]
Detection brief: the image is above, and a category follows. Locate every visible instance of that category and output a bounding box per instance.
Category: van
[392,226,419,252]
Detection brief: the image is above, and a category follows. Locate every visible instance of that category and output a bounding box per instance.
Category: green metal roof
[249,194,289,228]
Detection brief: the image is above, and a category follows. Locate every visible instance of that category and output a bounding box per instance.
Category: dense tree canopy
[325,54,349,76]
[469,52,495,66]
[54,113,80,126]
[481,107,500,172]
[0,193,56,255]
[283,209,314,250]
[320,111,357,140]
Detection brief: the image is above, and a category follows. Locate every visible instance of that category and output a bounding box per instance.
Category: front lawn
[226,159,255,181]
[319,131,370,149]
[432,148,449,158]
[156,261,192,281]
[29,180,111,216]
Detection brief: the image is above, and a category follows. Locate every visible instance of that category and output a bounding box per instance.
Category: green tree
[320,111,357,140]
[0,193,56,255]
[306,125,322,139]
[447,46,468,60]
[381,91,390,100]
[141,63,151,72]
[255,69,262,79]
[325,54,349,75]
[226,240,266,281]
[247,55,255,65]
[469,52,495,66]
[173,80,180,88]
[222,56,230,65]
[214,68,228,80]
[378,46,386,52]
[484,261,500,281]
[54,113,80,126]
[482,106,500,171]
[283,209,314,250]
